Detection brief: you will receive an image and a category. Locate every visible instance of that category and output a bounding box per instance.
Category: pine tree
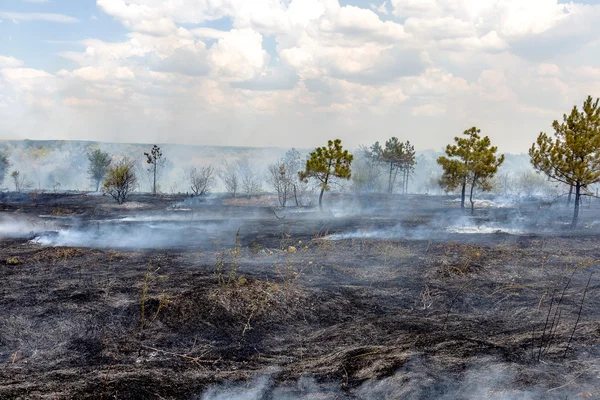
[144,145,163,196]
[437,127,504,213]
[299,139,353,211]
[530,96,600,227]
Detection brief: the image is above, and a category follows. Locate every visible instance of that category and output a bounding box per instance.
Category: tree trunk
[95,180,100,192]
[469,175,477,215]
[572,183,581,228]
[318,186,325,211]
[460,180,466,209]
[293,184,299,206]
[388,162,393,194]
[282,186,287,207]
[153,165,157,196]
[567,184,573,206]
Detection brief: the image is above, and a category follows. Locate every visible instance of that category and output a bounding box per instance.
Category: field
[1,192,600,399]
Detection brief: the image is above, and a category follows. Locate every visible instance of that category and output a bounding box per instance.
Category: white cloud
[412,103,446,117]
[0,11,78,23]
[210,28,269,82]
[371,2,390,15]
[2,0,600,153]
[0,56,24,68]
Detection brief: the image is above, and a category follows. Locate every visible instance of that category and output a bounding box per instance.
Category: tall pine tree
[530,96,600,227]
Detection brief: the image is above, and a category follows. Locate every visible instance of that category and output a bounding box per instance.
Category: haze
[1,0,599,152]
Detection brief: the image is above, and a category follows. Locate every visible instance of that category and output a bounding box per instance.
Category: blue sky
[0,0,600,152]
[1,1,124,71]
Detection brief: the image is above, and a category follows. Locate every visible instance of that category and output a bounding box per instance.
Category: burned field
[1,193,600,399]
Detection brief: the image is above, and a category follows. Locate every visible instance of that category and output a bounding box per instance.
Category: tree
[10,170,32,193]
[437,127,504,213]
[299,139,353,211]
[87,149,112,192]
[366,139,416,194]
[187,166,215,196]
[103,158,138,204]
[219,160,239,197]
[283,148,308,206]
[237,157,262,197]
[144,145,164,196]
[399,141,416,194]
[0,151,10,189]
[530,96,600,227]
[266,149,306,207]
[267,160,292,207]
[351,145,385,193]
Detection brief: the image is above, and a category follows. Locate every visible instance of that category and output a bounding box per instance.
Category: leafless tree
[266,149,315,206]
[267,161,293,207]
[237,157,262,197]
[10,171,32,193]
[188,166,216,196]
[219,160,239,197]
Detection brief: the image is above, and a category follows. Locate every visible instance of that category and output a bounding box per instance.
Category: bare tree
[188,166,216,196]
[219,160,239,197]
[10,171,32,193]
[267,160,293,207]
[237,157,262,197]
[103,158,138,204]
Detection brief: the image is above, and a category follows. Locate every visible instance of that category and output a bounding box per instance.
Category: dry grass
[31,247,86,263]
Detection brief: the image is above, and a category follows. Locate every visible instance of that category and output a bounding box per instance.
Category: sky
[0,0,600,153]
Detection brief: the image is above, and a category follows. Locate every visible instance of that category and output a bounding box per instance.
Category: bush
[103,158,137,204]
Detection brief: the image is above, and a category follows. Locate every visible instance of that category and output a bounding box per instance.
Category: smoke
[200,374,346,400]
[0,214,56,238]
[30,214,240,249]
[197,358,593,399]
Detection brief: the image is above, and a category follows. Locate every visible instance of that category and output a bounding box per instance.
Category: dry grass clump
[31,247,87,263]
[374,240,413,266]
[434,243,486,278]
[5,257,22,265]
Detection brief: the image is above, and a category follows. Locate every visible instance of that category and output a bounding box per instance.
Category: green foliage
[103,158,137,204]
[299,139,353,209]
[380,138,416,194]
[87,149,112,192]
[437,127,504,212]
[530,96,600,226]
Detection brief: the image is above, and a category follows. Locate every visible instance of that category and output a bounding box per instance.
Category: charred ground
[1,193,600,399]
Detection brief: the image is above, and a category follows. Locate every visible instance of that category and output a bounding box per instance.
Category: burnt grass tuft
[1,193,600,398]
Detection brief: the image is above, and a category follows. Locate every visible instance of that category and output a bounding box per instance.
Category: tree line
[0,96,599,226]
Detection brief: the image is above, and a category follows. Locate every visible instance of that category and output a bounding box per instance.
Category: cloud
[231,66,299,91]
[0,56,24,68]
[2,0,600,153]
[210,28,269,82]
[0,11,78,23]
[150,42,211,77]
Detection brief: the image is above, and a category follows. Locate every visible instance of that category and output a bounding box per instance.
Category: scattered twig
[546,372,583,393]
[563,272,594,358]
[140,345,214,363]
